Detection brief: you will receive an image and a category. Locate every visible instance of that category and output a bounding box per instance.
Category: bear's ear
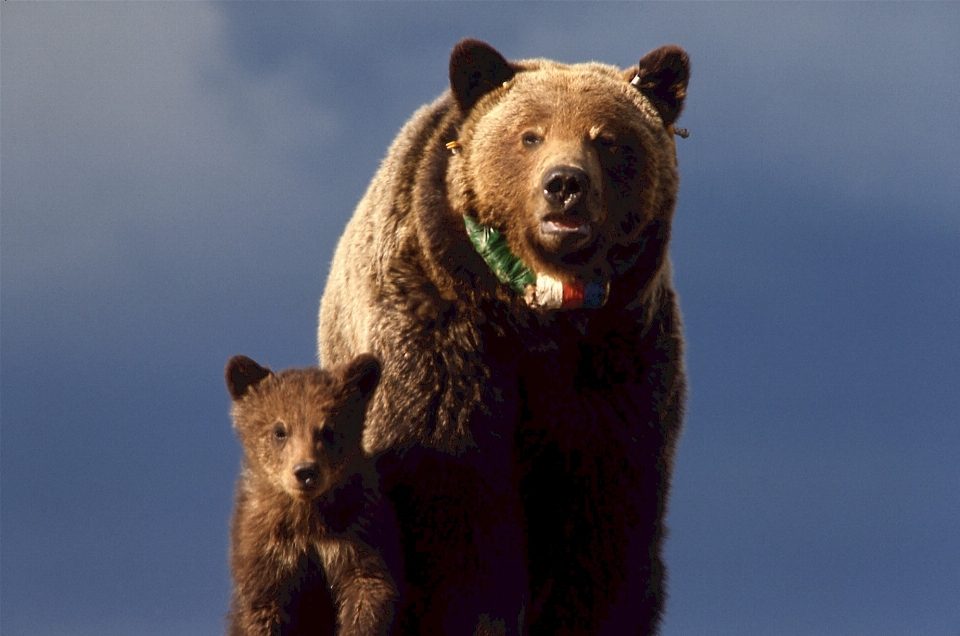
[225,355,272,401]
[449,38,516,113]
[339,354,381,403]
[626,45,690,127]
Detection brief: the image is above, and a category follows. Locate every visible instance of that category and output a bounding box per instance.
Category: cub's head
[225,354,381,501]
[446,39,689,304]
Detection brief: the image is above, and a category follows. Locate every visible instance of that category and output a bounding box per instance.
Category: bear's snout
[542,165,588,213]
[538,164,599,255]
[293,461,321,490]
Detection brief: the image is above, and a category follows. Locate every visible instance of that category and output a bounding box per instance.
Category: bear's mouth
[291,480,328,502]
[540,214,591,237]
[538,212,596,256]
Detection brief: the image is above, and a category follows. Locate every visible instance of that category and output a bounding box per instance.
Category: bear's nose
[293,462,320,489]
[542,166,589,212]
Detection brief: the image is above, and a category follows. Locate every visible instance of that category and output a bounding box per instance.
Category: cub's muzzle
[293,461,320,490]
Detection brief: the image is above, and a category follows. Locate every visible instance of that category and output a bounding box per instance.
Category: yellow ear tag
[665,125,689,167]
[446,141,462,155]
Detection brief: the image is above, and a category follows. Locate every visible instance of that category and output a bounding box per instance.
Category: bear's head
[225,354,381,501]
[446,39,689,309]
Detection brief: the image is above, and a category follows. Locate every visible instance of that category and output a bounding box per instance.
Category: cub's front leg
[324,538,398,636]
[228,542,307,636]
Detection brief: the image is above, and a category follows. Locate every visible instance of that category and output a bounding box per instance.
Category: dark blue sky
[2,3,958,635]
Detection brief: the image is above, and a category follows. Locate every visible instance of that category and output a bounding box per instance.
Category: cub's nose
[293,462,320,489]
[542,165,589,212]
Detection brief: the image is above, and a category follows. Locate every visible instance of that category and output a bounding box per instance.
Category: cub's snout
[293,461,321,490]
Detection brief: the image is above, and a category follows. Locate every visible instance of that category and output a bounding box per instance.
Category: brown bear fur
[318,39,689,635]
[225,354,402,636]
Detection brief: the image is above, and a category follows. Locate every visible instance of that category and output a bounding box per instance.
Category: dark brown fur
[225,354,402,636]
[319,40,689,635]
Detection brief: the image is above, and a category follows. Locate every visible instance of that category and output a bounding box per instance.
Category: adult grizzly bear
[319,39,689,635]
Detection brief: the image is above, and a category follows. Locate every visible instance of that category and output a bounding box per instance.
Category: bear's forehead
[235,378,341,427]
[515,60,622,85]
[491,65,657,130]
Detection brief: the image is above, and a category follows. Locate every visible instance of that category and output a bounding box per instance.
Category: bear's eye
[320,427,337,447]
[272,423,287,441]
[522,132,543,147]
[597,134,621,153]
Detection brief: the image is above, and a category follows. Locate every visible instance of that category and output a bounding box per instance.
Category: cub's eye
[321,427,337,447]
[522,132,543,147]
[272,423,287,441]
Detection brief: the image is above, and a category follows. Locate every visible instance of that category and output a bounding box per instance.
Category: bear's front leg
[228,555,303,636]
[230,509,336,636]
[326,541,398,636]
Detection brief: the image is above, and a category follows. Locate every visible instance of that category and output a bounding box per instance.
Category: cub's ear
[339,354,381,402]
[626,45,690,127]
[225,355,272,401]
[449,38,516,113]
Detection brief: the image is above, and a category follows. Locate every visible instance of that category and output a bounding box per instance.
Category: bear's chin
[533,229,603,273]
[537,228,597,259]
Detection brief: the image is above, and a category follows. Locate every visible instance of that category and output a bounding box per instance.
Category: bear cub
[225,353,401,636]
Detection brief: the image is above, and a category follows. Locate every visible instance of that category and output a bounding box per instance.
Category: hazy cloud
[3,4,338,303]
